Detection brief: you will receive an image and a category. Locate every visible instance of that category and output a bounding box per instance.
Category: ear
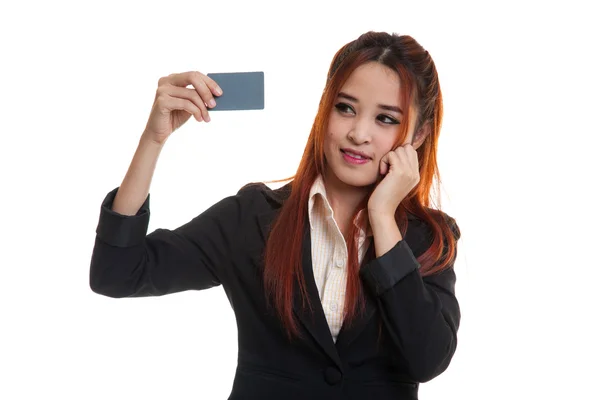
[412,121,432,150]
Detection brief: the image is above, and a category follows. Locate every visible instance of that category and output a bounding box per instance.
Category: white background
[1,0,598,399]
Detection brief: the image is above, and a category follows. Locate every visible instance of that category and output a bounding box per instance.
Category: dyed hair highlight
[262,32,460,340]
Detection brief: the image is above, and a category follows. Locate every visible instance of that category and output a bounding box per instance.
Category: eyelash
[334,102,399,125]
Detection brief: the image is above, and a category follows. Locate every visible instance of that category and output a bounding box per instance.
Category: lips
[341,148,371,160]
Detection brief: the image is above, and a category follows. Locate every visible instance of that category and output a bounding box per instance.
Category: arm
[89,186,245,298]
[361,213,460,382]
[90,131,245,298]
[112,134,164,216]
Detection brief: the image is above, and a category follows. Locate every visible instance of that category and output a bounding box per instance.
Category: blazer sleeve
[359,217,461,383]
[89,187,245,298]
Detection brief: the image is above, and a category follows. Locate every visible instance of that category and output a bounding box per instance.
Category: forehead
[340,62,402,105]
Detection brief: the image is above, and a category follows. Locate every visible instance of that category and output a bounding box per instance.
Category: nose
[347,118,372,144]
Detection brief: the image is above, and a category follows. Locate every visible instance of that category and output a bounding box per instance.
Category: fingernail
[215,87,222,95]
[209,99,216,108]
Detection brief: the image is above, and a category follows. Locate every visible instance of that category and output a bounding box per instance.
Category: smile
[341,149,370,165]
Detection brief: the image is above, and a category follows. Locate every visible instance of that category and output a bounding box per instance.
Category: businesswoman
[90,31,461,400]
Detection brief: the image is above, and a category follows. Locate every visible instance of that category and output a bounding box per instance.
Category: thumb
[379,152,390,175]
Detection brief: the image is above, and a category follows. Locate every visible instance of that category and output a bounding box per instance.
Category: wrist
[140,132,165,148]
[367,208,395,221]
[368,211,397,233]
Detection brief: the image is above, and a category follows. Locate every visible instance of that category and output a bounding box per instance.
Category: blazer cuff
[95,187,151,248]
[360,240,420,296]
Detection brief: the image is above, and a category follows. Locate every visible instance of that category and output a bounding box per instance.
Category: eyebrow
[338,91,403,115]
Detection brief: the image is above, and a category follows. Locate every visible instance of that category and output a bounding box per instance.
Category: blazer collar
[254,181,419,370]
[257,180,419,219]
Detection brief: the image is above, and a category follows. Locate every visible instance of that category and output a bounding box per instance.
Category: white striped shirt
[307,175,373,342]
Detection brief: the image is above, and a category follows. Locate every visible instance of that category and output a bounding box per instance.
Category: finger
[187,72,219,109]
[176,71,223,97]
[161,95,202,122]
[396,144,420,179]
[387,150,402,170]
[160,85,208,122]
[396,143,414,155]
[379,153,388,175]
[395,145,415,168]
[201,74,223,97]
[159,72,209,121]
[401,143,419,169]
[167,71,218,112]
[380,151,398,175]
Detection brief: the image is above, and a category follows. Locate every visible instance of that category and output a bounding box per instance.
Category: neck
[321,168,371,223]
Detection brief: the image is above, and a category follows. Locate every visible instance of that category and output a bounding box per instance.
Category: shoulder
[237,181,292,208]
[428,209,461,241]
[237,181,271,196]
[409,208,460,242]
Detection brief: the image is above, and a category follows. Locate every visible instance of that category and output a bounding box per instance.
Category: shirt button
[330,303,338,312]
[335,257,344,268]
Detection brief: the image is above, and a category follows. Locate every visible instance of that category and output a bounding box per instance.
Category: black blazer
[90,181,461,400]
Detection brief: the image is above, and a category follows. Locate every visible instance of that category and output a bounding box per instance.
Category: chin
[328,163,378,189]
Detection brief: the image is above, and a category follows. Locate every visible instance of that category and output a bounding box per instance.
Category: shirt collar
[308,174,373,237]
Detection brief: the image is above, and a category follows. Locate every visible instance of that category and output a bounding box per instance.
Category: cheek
[325,124,343,149]
[323,131,338,162]
[327,114,349,139]
[374,138,396,160]
[323,130,335,149]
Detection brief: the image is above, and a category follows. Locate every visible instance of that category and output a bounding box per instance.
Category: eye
[334,102,355,114]
[334,102,400,125]
[378,114,400,125]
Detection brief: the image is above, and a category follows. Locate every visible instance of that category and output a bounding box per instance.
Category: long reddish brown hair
[263,32,460,340]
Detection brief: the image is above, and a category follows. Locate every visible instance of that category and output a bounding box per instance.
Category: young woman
[90,31,461,400]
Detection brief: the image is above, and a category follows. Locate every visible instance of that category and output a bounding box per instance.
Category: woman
[90,31,461,399]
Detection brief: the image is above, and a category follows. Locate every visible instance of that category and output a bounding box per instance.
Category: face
[323,61,422,191]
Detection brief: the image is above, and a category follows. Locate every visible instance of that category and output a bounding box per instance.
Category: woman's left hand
[367,144,420,218]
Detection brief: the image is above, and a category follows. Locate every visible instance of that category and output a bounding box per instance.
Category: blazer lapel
[334,241,377,352]
[253,183,424,368]
[256,208,343,369]
[295,222,343,369]
[335,212,424,352]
